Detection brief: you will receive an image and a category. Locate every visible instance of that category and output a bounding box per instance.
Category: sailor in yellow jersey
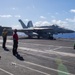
[2,28,8,49]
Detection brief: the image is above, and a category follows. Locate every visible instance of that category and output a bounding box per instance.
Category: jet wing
[17,28,53,32]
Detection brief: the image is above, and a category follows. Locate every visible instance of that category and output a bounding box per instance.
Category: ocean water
[54,33,75,39]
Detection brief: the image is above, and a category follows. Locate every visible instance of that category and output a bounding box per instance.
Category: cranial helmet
[3,28,7,31]
[14,29,17,32]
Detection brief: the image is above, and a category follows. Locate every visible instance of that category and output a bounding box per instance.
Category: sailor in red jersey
[12,29,18,55]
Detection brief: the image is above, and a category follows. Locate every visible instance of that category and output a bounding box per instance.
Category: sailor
[2,28,8,49]
[12,29,18,55]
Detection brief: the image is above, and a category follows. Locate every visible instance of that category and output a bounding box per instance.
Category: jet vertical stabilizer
[27,21,33,28]
[18,19,27,28]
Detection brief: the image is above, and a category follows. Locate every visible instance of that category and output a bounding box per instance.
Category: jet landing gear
[37,35,40,39]
[28,35,32,39]
[48,34,55,40]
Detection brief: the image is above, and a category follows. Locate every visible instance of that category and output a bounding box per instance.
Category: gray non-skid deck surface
[0,38,75,75]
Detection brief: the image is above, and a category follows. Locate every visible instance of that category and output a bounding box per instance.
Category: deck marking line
[0,67,14,75]
[0,39,72,48]
[11,62,50,75]
[20,50,75,66]
[0,44,75,57]
[23,61,74,75]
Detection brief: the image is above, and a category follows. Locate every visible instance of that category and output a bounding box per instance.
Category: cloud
[12,7,18,10]
[40,16,46,19]
[51,16,55,18]
[0,15,21,18]
[51,19,75,30]
[24,19,29,22]
[66,17,75,22]
[51,19,68,27]
[0,15,12,18]
[32,5,35,9]
[12,8,16,10]
[34,21,50,26]
[63,11,68,14]
[12,24,22,29]
[34,19,69,27]
[26,5,35,9]
[55,12,59,15]
[14,15,21,18]
[48,13,51,15]
[70,9,75,13]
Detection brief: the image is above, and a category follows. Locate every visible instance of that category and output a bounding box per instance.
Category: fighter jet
[17,19,74,39]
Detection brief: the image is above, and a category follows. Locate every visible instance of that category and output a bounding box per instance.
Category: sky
[0,0,75,30]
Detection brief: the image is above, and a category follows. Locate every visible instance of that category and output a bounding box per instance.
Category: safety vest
[2,31,7,37]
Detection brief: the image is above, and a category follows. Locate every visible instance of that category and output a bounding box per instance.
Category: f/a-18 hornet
[17,19,74,39]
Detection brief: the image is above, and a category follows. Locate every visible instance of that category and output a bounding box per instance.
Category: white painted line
[11,62,50,75]
[50,47,62,50]
[19,42,72,49]
[0,67,14,75]
[23,61,74,75]
[0,40,13,43]
[20,50,75,66]
[0,39,72,48]
[46,50,75,57]
[0,44,75,57]
[18,46,75,57]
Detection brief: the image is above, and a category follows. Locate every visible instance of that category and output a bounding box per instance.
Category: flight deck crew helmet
[3,28,7,31]
[2,28,7,37]
[14,29,17,32]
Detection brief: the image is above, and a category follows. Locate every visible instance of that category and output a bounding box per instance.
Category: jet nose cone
[64,29,75,33]
[69,30,75,33]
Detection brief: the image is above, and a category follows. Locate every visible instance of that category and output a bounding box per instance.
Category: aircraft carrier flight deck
[0,36,75,75]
